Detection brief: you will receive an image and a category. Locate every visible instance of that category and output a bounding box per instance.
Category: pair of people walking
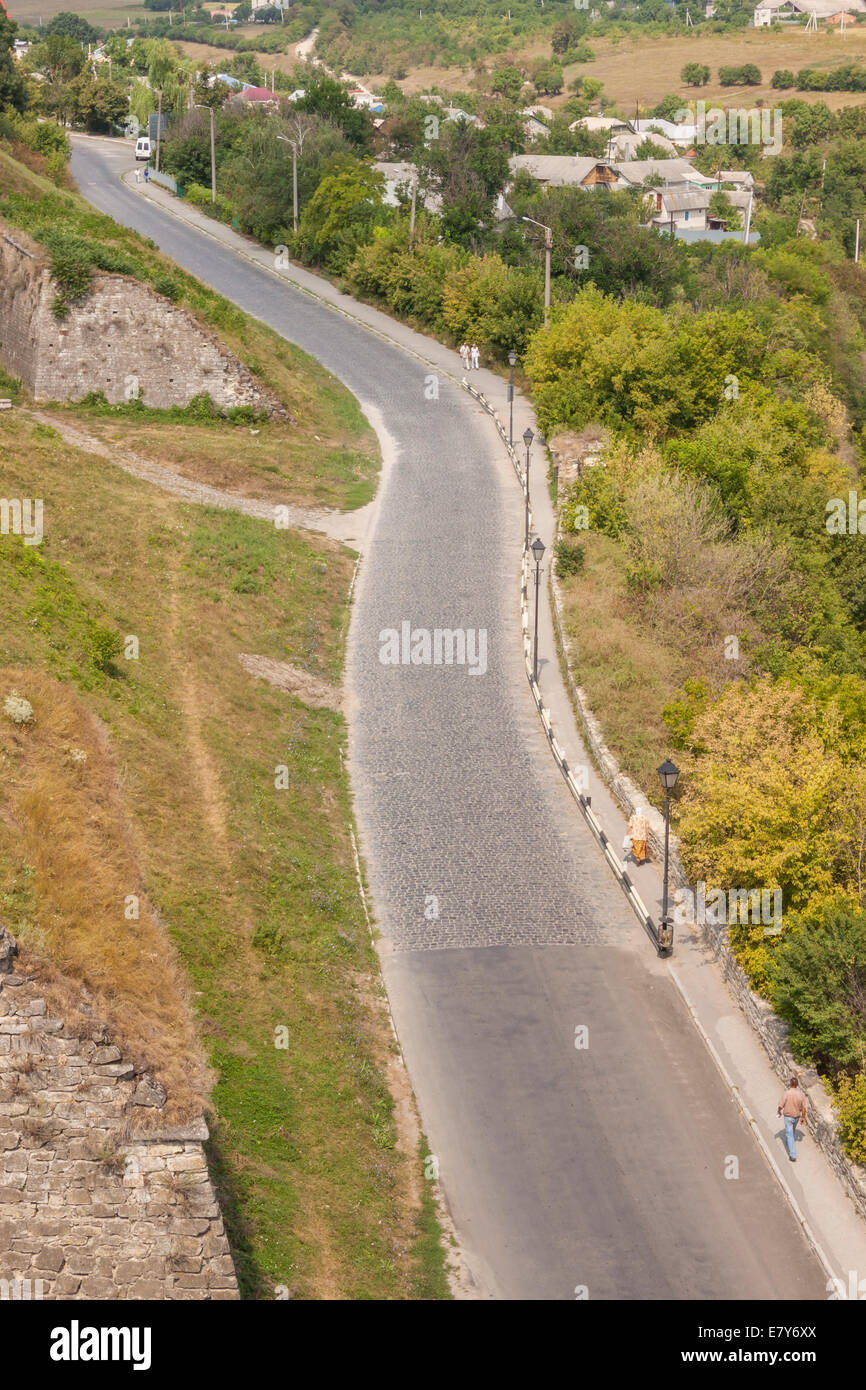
[459,342,480,371]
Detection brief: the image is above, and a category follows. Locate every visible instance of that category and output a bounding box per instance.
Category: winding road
[68,138,825,1301]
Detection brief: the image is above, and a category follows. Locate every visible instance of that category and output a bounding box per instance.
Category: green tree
[29,33,86,85]
[551,16,584,55]
[69,74,129,131]
[0,13,28,114]
[294,158,386,271]
[420,118,510,246]
[681,62,710,86]
[531,62,563,96]
[489,64,523,102]
[45,11,99,45]
[709,189,743,229]
[634,136,674,160]
[294,69,373,150]
[771,907,866,1074]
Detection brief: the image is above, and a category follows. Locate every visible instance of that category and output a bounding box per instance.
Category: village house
[754,0,866,22]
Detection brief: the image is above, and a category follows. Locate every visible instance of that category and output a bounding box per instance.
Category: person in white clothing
[470,343,480,369]
[459,342,469,370]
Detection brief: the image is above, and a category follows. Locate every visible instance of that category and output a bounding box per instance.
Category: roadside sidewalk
[119,157,866,1290]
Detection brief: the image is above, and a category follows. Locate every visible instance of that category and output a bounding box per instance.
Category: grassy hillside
[0,401,447,1300]
[0,140,448,1297]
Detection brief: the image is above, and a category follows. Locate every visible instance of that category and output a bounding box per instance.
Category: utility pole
[409,172,417,249]
[155,89,162,173]
[522,216,552,327]
[544,225,551,326]
[276,134,299,232]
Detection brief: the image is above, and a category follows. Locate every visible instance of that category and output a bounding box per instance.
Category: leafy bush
[87,623,123,673]
[554,537,585,578]
[771,907,866,1075]
[185,182,234,224]
[149,273,181,301]
[831,1072,866,1163]
[719,64,762,86]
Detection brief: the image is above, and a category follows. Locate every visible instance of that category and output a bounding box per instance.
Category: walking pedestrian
[135,168,141,184]
[143,165,149,183]
[626,807,649,865]
[470,342,480,370]
[459,342,469,371]
[778,1076,807,1161]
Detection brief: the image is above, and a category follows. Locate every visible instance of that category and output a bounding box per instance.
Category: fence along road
[69,137,826,1300]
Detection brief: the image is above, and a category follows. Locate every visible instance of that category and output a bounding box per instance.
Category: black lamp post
[508,350,517,448]
[523,426,533,551]
[531,535,545,684]
[657,758,680,955]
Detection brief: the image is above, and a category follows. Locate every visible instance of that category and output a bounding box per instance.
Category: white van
[135,136,152,162]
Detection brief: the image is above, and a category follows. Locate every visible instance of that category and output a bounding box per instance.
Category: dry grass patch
[558,533,690,796]
[0,667,208,1127]
[565,28,866,112]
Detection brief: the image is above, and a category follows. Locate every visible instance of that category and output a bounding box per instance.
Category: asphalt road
[68,139,826,1301]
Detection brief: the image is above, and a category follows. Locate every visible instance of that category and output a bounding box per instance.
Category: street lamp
[523,426,533,551]
[522,216,553,327]
[193,104,216,203]
[276,134,299,234]
[656,758,680,956]
[531,535,545,685]
[507,349,516,448]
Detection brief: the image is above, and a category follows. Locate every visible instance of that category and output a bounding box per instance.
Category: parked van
[135,136,152,162]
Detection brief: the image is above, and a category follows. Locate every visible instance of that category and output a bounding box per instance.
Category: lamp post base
[657,918,674,956]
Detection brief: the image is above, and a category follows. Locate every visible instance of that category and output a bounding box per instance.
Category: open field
[7,0,147,30]
[577,26,866,112]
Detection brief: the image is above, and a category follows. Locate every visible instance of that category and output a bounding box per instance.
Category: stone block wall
[0,932,238,1300]
[0,226,282,415]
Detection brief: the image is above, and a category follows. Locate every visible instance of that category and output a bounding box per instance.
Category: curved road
[69,139,824,1301]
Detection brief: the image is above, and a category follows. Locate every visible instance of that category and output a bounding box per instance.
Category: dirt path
[26,411,372,546]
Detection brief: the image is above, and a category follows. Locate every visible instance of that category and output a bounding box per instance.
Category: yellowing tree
[676,678,854,944]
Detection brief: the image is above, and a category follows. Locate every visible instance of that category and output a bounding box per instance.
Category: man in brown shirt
[778,1077,807,1161]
